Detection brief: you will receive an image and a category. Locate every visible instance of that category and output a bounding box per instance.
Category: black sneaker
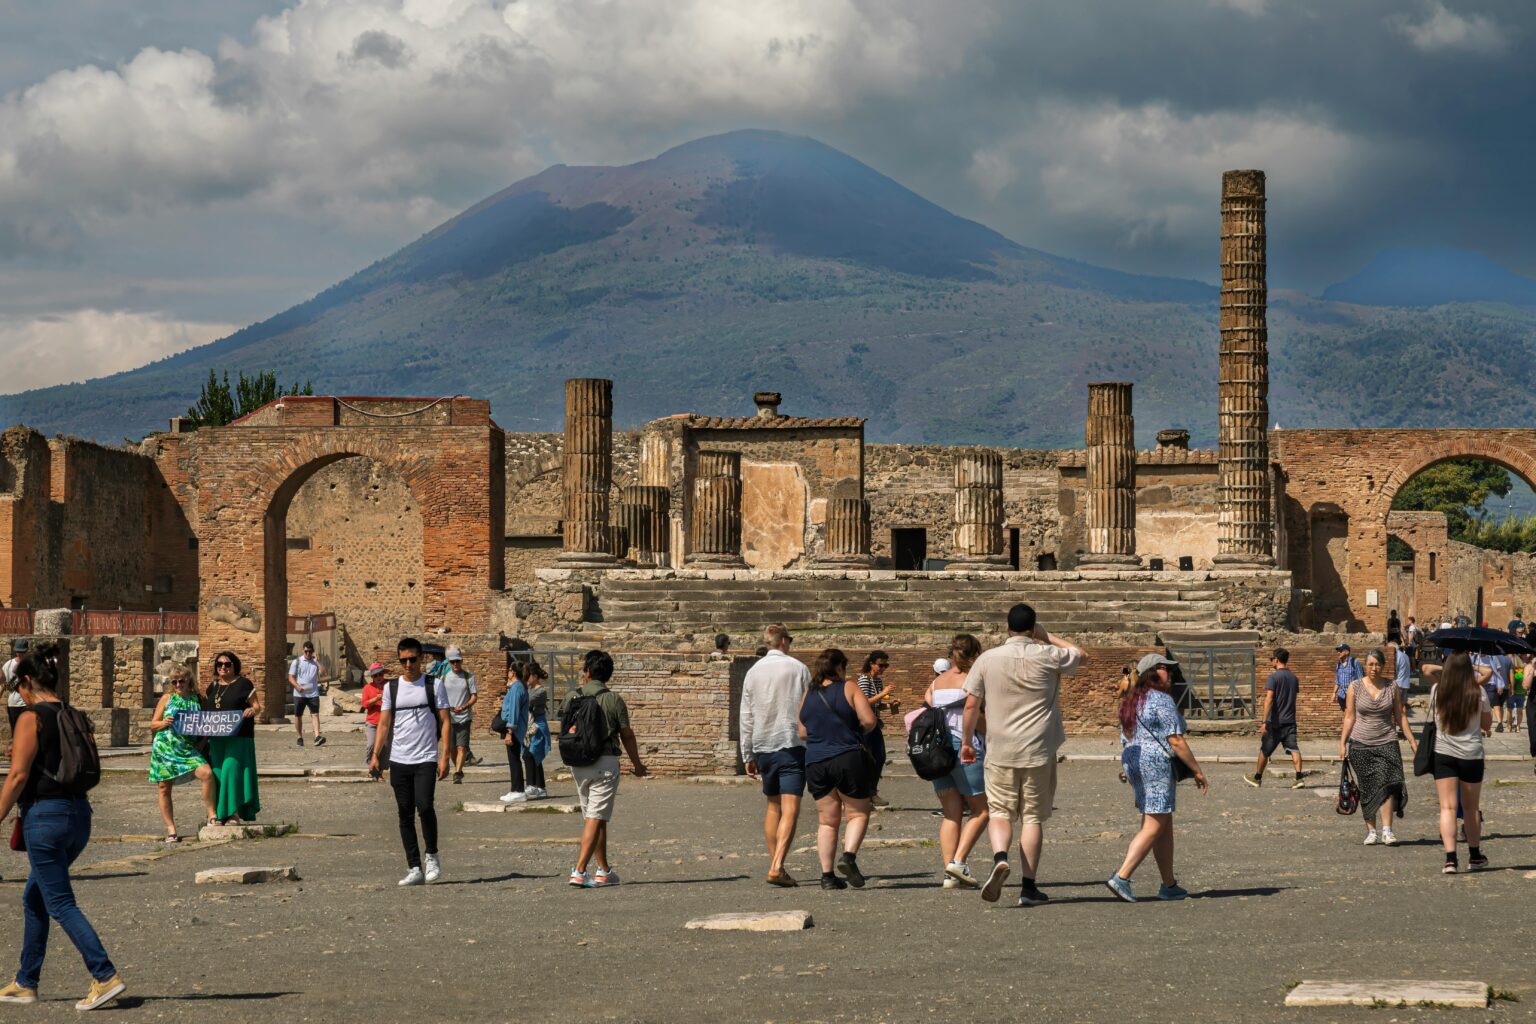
[820,873,848,890]
[1469,853,1489,871]
[1242,773,1261,788]
[314,736,327,747]
[1017,881,1050,907]
[452,772,463,785]
[296,737,304,747]
[836,851,865,889]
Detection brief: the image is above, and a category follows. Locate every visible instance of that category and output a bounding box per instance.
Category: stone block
[685,910,812,932]
[33,609,72,635]
[195,866,300,885]
[1283,981,1486,1008]
[197,822,298,842]
[686,775,753,785]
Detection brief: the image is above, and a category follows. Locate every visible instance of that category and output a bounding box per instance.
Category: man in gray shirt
[739,623,811,887]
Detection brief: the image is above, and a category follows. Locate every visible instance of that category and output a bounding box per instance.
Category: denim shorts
[754,747,806,797]
[931,737,986,798]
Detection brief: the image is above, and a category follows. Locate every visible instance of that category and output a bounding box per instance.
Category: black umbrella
[1425,626,1534,656]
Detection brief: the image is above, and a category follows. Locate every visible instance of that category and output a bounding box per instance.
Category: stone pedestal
[951,450,1010,570]
[688,451,747,568]
[1215,170,1275,567]
[558,378,619,567]
[1080,382,1140,567]
[816,498,872,567]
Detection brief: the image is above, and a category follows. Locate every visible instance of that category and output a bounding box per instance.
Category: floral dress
[149,692,208,784]
[1120,689,1187,815]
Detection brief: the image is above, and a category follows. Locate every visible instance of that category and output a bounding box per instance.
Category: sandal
[164,834,181,844]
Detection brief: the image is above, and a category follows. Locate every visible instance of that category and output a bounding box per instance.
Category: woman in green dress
[149,669,218,842]
[204,650,262,824]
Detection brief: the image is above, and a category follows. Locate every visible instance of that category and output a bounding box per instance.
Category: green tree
[186,370,314,428]
[1390,458,1512,540]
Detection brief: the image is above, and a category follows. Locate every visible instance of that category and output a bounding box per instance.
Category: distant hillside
[1322,247,1536,308]
[5,130,1536,447]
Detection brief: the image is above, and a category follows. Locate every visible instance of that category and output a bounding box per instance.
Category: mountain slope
[4,130,1536,447]
[1322,247,1536,307]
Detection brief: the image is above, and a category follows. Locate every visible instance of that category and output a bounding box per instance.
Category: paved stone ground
[3,728,1535,1022]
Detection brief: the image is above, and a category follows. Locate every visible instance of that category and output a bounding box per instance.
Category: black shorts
[806,749,874,801]
[293,695,320,717]
[1261,723,1298,758]
[1489,689,1509,708]
[1432,754,1485,784]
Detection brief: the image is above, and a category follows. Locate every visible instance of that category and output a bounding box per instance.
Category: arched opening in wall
[280,456,425,685]
[504,464,565,584]
[1387,456,1536,630]
[1385,533,1415,621]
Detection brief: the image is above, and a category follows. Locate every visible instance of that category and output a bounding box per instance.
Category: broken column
[558,378,619,567]
[615,484,670,567]
[1080,382,1139,567]
[816,498,873,568]
[1215,170,1275,567]
[687,451,747,568]
[951,450,1010,570]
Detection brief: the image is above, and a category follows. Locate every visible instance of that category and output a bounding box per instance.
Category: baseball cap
[1335,643,1351,652]
[366,662,385,677]
[932,658,952,674]
[1136,652,1179,676]
[445,645,464,662]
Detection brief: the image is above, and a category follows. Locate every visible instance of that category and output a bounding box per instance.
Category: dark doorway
[1008,528,1021,570]
[1037,552,1057,571]
[892,528,927,571]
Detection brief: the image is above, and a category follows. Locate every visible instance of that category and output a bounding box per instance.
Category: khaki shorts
[984,761,1057,825]
[573,754,621,821]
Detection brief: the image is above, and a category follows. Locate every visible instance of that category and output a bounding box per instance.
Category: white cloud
[1393,2,1509,54]
[0,310,235,394]
[0,0,984,259]
[971,100,1388,253]
[1210,0,1266,15]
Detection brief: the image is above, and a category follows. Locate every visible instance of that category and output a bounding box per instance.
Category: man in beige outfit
[961,602,1084,907]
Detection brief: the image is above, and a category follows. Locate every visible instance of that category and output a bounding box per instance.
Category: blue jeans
[16,798,115,989]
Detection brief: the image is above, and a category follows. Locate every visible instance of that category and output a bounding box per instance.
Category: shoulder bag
[1413,686,1437,777]
[1137,708,1195,783]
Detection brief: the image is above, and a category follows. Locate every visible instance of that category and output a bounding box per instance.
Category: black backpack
[39,702,101,793]
[388,676,439,716]
[906,697,965,781]
[559,689,612,767]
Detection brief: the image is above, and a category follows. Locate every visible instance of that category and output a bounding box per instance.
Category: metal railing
[1164,645,1257,720]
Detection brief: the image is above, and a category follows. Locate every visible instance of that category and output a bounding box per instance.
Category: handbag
[1336,755,1360,815]
[1413,716,1437,777]
[490,711,508,737]
[8,812,24,852]
[1138,711,1195,783]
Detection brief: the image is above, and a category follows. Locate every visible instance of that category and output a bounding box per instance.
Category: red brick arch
[1275,428,1536,633]
[193,399,504,715]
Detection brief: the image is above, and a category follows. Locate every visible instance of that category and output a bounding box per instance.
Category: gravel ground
[2,728,1534,1023]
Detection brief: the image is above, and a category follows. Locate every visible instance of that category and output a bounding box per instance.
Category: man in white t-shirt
[440,646,480,784]
[370,636,451,886]
[288,640,325,747]
[4,639,26,731]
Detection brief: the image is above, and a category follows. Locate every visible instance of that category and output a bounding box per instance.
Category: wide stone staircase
[592,575,1223,635]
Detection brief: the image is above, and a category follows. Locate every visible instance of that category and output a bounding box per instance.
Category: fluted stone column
[559,378,619,567]
[616,484,670,567]
[1080,382,1139,567]
[816,498,873,568]
[951,450,1010,570]
[1215,170,1275,567]
[687,451,747,568]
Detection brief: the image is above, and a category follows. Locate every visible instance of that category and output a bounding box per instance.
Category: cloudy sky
[0,0,1529,392]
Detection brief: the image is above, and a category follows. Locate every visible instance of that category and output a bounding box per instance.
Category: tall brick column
[687,451,747,568]
[816,498,873,568]
[559,378,619,567]
[1215,170,1275,567]
[951,450,1010,570]
[1080,382,1139,567]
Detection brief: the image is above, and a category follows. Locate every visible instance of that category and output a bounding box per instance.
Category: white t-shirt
[441,670,478,725]
[289,656,321,698]
[929,685,982,754]
[382,675,449,765]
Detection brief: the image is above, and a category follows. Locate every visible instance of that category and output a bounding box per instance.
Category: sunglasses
[399,656,419,664]
[215,661,234,668]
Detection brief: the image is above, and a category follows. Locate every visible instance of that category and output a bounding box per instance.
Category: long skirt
[209,735,261,822]
[1348,740,1406,824]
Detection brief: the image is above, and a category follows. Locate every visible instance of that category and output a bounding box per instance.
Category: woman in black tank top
[0,652,124,1009]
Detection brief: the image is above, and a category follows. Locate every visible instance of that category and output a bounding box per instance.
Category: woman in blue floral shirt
[1107,653,1207,903]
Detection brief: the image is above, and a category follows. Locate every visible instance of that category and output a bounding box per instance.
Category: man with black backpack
[740,624,811,887]
[560,649,648,888]
[370,637,451,886]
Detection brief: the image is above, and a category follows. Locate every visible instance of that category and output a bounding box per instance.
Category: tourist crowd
[0,601,1520,1010]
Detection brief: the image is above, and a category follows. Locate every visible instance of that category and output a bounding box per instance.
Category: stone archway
[1275,428,1536,632]
[193,398,504,715]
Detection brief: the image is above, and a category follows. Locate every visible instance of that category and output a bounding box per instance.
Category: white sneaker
[942,874,961,888]
[501,791,528,804]
[527,786,547,799]
[1380,827,1398,846]
[398,866,424,887]
[1363,828,1379,846]
[423,853,441,883]
[944,861,980,888]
